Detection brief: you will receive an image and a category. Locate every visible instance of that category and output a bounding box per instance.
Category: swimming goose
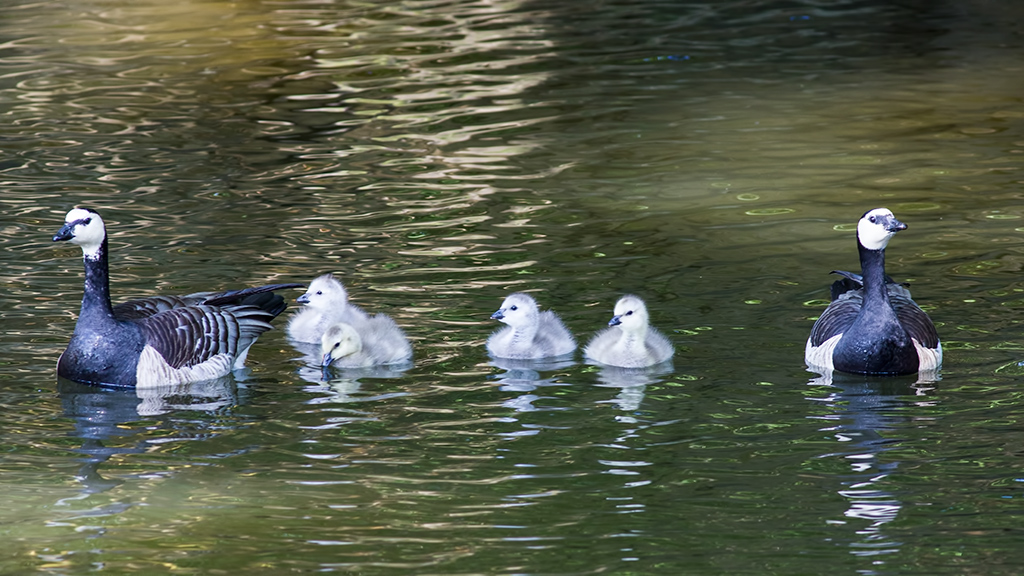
[53,208,302,388]
[486,292,576,360]
[320,315,413,370]
[805,208,942,375]
[584,294,674,368]
[287,274,369,343]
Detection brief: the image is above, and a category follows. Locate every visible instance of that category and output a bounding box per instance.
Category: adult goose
[487,292,576,360]
[287,273,369,344]
[805,208,942,376]
[53,208,302,388]
[584,294,674,368]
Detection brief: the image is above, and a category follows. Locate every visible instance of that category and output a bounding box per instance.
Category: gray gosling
[320,315,413,369]
[584,294,674,368]
[486,292,576,360]
[288,273,369,343]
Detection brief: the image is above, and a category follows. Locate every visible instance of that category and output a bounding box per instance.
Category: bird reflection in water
[291,340,412,405]
[489,355,575,413]
[589,360,673,417]
[56,376,240,504]
[806,369,938,562]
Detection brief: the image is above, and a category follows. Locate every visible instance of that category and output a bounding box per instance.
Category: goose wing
[113,295,207,321]
[809,290,862,347]
[113,283,303,321]
[136,305,275,370]
[887,284,940,348]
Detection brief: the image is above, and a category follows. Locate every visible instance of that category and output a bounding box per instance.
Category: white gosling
[486,292,576,360]
[584,294,674,368]
[320,316,413,369]
[805,208,942,376]
[287,273,369,343]
[53,208,302,388]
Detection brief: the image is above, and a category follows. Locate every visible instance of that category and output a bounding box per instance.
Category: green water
[3,0,1024,574]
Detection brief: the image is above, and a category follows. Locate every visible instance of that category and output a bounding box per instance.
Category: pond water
[2,0,1024,574]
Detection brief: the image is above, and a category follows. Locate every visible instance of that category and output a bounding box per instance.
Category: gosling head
[298,273,349,309]
[490,292,540,328]
[608,294,650,332]
[320,322,363,369]
[857,208,906,251]
[53,208,106,260]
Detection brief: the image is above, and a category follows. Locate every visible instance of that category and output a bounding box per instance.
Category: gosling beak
[297,293,310,304]
[490,309,505,320]
[608,315,623,327]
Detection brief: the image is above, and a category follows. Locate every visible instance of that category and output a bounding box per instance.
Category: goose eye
[510,305,517,311]
[869,216,876,223]
[82,218,92,225]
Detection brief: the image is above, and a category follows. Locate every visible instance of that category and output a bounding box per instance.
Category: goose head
[608,294,650,333]
[857,208,906,251]
[490,292,540,328]
[297,274,349,309]
[321,322,363,368]
[53,208,106,260]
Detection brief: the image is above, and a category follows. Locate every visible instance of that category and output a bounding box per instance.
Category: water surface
[3,0,1024,574]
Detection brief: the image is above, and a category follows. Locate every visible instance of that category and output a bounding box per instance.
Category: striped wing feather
[137,305,274,370]
[112,283,302,321]
[113,295,206,321]
[809,291,861,347]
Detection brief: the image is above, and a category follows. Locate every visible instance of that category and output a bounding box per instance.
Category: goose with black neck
[53,208,302,388]
[805,208,942,376]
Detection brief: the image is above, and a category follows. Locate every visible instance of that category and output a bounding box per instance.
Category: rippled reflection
[807,373,939,567]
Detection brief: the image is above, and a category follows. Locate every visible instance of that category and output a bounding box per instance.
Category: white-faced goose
[53,208,302,388]
[805,208,942,376]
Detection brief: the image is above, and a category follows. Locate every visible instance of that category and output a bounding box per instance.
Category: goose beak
[608,315,623,327]
[297,293,310,304]
[53,224,74,242]
[885,216,907,233]
[490,309,505,320]
[321,352,334,370]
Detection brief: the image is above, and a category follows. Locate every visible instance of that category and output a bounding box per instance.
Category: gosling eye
[625,310,633,316]
[510,305,518,311]
[316,291,323,296]
[869,215,877,223]
[82,217,92,225]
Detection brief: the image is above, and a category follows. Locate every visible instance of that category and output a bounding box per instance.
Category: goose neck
[858,241,889,300]
[79,238,117,324]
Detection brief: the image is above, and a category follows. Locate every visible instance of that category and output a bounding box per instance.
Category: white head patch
[63,208,106,260]
[857,208,904,251]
